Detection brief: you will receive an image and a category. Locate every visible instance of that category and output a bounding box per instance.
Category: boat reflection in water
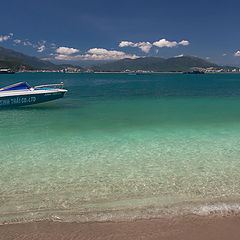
[0,82,67,107]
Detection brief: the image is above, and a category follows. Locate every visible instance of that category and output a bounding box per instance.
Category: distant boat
[0,69,15,74]
[0,82,67,107]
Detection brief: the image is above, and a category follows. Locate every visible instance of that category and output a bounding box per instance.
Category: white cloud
[88,48,114,55]
[37,45,45,53]
[0,33,13,42]
[119,41,135,47]
[36,40,46,52]
[178,40,189,46]
[13,39,21,44]
[174,54,184,58]
[56,46,79,55]
[23,41,34,46]
[87,48,139,59]
[153,39,178,48]
[54,54,72,60]
[120,38,190,52]
[55,48,139,61]
[206,57,210,60]
[136,42,152,53]
[21,39,46,51]
[119,41,152,53]
[153,38,190,48]
[234,51,240,57]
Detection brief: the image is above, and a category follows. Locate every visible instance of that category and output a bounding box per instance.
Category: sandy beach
[1,215,240,240]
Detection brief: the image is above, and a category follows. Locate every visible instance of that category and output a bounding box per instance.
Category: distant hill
[0,46,56,70]
[57,63,84,71]
[0,46,234,72]
[0,56,34,71]
[91,56,220,72]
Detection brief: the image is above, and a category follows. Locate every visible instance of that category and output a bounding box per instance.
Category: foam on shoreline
[1,199,240,225]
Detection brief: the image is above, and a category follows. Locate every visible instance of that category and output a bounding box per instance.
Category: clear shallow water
[1,73,240,223]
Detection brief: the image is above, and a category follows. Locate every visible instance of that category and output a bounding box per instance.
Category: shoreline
[14,71,240,74]
[1,215,240,240]
[1,197,240,226]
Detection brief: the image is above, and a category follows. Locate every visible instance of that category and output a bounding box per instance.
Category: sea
[1,72,240,224]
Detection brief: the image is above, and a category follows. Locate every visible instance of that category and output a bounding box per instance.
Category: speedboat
[0,69,15,74]
[0,82,67,107]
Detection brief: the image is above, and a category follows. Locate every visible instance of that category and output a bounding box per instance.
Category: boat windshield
[0,82,32,91]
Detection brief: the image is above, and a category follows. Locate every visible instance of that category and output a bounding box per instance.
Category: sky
[1,0,240,66]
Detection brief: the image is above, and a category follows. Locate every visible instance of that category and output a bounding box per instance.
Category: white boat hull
[0,82,67,107]
[0,90,66,107]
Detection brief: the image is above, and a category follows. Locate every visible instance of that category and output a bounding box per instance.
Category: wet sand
[1,215,240,240]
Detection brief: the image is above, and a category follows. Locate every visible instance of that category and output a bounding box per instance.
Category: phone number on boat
[0,96,37,106]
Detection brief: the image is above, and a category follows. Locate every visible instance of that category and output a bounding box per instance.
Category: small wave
[193,204,240,216]
[2,200,240,225]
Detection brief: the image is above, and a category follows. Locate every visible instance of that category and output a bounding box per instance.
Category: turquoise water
[1,73,240,223]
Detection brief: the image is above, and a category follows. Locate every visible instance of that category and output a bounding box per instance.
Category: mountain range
[0,46,56,70]
[91,56,220,72]
[0,46,234,72]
